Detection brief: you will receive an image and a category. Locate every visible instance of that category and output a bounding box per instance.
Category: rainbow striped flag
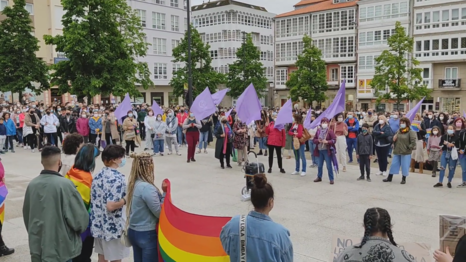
[158,180,231,262]
[411,120,422,132]
[65,166,92,240]
[0,160,8,225]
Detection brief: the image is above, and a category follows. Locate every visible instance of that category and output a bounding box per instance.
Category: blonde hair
[378,115,387,122]
[126,152,160,217]
[414,113,422,121]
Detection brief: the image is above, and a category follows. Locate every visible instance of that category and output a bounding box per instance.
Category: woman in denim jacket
[220,174,293,262]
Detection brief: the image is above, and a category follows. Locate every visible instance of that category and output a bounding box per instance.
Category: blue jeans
[293,144,306,172]
[177,126,185,145]
[459,155,466,182]
[439,151,457,183]
[153,139,164,154]
[308,140,317,165]
[388,154,411,176]
[317,149,334,181]
[258,137,268,150]
[198,131,209,149]
[346,137,357,162]
[16,128,23,144]
[128,228,159,262]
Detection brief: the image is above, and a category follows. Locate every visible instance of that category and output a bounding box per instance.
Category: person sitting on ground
[336,207,415,262]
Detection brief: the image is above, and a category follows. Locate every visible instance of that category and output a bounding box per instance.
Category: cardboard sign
[439,215,466,257]
[331,235,432,262]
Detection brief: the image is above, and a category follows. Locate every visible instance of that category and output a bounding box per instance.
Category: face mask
[362,129,368,134]
[82,115,86,118]
[400,124,406,129]
[23,109,27,112]
[32,105,36,108]
[321,123,328,129]
[338,118,343,122]
[448,130,454,135]
[456,123,462,127]
[393,115,398,119]
[119,157,126,168]
[433,131,438,135]
[157,117,161,121]
[16,111,20,114]
[168,113,173,117]
[57,109,61,112]
[348,115,353,119]
[379,120,384,125]
[190,113,194,117]
[94,113,98,117]
[66,113,70,116]
[439,116,444,120]
[46,111,51,115]
[368,112,372,115]
[128,113,133,117]
[428,115,433,119]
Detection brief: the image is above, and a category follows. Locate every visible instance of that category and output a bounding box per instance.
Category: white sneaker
[31,149,35,153]
[382,171,387,177]
[376,171,383,176]
[291,171,298,175]
[300,172,306,177]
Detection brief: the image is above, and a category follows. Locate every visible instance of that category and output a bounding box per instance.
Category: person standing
[176,108,188,146]
[215,116,233,169]
[153,114,167,156]
[233,117,249,166]
[421,111,443,140]
[372,115,392,177]
[331,113,348,172]
[3,113,16,153]
[24,108,41,152]
[101,109,119,147]
[265,116,286,174]
[313,118,337,184]
[90,145,130,262]
[144,109,156,151]
[434,125,458,188]
[255,110,269,156]
[60,109,77,139]
[388,111,400,158]
[384,117,417,184]
[88,111,102,147]
[198,116,212,154]
[289,114,307,176]
[40,109,60,146]
[15,108,24,148]
[356,123,373,182]
[0,118,6,154]
[76,112,90,143]
[23,146,89,262]
[410,113,426,174]
[284,123,293,159]
[183,112,201,163]
[345,112,359,163]
[427,126,442,178]
[123,110,139,156]
[165,109,181,156]
[137,106,147,141]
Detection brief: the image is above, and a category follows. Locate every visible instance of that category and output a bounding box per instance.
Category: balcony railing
[438,79,461,88]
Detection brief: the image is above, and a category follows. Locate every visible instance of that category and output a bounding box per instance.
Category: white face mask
[433,131,438,135]
[393,115,398,119]
[81,115,86,118]
[157,117,161,121]
[379,120,384,125]
[128,114,133,117]
[338,118,343,122]
[439,116,444,120]
[428,115,433,119]
[321,123,328,129]
[94,113,98,117]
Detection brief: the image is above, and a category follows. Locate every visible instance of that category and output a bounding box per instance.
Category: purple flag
[463,111,466,118]
[114,93,132,124]
[405,97,425,122]
[211,88,229,105]
[190,87,217,121]
[225,108,233,118]
[309,80,346,129]
[274,99,293,131]
[236,83,262,125]
[151,100,164,116]
[303,107,313,130]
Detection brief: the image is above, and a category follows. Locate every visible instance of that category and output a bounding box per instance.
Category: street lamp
[186,0,193,107]
[242,31,247,84]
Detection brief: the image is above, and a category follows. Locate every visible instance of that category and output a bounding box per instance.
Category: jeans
[153,139,164,154]
[460,155,466,182]
[346,137,357,162]
[258,137,268,150]
[308,140,317,165]
[293,144,306,172]
[439,151,457,183]
[388,154,411,176]
[5,136,14,151]
[317,149,334,181]
[165,136,179,154]
[16,128,23,144]
[45,132,58,146]
[359,154,370,177]
[198,131,209,149]
[375,145,390,172]
[128,228,159,262]
[139,123,146,140]
[177,126,185,145]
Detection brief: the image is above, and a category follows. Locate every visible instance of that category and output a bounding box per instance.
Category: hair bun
[253,174,267,189]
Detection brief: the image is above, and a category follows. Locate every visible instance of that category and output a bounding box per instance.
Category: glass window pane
[360,7,366,19]
[416,41,422,51]
[424,40,430,51]
[433,39,439,50]
[452,38,458,49]
[442,39,449,49]
[452,9,459,20]
[433,11,440,22]
[416,13,422,24]
[462,8,466,19]
[392,3,399,15]
[375,31,381,41]
[423,68,429,79]
[442,10,449,21]
[367,6,374,18]
[384,4,390,16]
[375,6,382,18]
[424,12,430,23]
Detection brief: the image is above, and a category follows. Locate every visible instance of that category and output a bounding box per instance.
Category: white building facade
[413,0,466,114]
[129,0,187,106]
[356,0,410,112]
[192,0,275,107]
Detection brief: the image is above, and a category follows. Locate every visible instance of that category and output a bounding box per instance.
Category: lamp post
[186,0,193,107]
[242,31,247,85]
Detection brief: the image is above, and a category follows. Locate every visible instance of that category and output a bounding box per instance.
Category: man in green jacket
[22,146,89,262]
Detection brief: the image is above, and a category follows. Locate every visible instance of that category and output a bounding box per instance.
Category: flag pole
[186,0,193,108]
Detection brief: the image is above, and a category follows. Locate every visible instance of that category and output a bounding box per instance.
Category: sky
[191,0,295,15]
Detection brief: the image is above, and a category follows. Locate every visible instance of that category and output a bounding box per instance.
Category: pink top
[331,121,348,136]
[0,160,4,187]
[223,125,230,154]
[19,113,25,128]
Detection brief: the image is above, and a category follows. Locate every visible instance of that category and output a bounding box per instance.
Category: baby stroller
[241,151,265,201]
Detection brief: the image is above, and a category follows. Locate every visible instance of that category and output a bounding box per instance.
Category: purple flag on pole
[463,111,466,118]
[151,100,164,116]
[309,80,346,129]
[211,88,229,105]
[225,108,233,118]
[114,93,132,124]
[405,97,425,122]
[190,87,217,121]
[274,99,293,131]
[236,83,262,125]
[303,107,313,130]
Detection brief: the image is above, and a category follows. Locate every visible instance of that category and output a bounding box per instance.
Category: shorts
[94,238,130,261]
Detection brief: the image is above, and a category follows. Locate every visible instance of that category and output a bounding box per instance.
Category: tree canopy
[44,0,152,98]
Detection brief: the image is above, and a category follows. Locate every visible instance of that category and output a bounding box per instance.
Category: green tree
[0,0,50,99]
[227,33,268,98]
[286,35,327,105]
[170,25,225,100]
[371,21,431,106]
[44,0,152,99]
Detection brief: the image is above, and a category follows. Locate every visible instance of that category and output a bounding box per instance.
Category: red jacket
[265,122,286,147]
[288,123,305,145]
[177,113,188,127]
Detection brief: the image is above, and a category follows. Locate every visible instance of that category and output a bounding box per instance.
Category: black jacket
[356,133,373,155]
[421,118,444,135]
[372,123,393,145]
[440,133,458,151]
[59,115,76,133]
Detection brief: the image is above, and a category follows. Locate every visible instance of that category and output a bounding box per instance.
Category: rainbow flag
[411,120,421,132]
[0,160,7,225]
[158,180,231,262]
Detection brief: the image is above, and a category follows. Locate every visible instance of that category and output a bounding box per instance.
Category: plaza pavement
[1,145,465,262]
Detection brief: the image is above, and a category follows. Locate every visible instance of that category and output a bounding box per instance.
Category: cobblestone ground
[2,144,465,261]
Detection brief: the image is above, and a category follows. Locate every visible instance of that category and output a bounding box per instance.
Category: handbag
[293,136,300,150]
[299,128,312,143]
[451,146,458,160]
[239,215,247,262]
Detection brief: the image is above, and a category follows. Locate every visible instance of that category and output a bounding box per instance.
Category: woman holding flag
[313,117,337,184]
[289,114,306,177]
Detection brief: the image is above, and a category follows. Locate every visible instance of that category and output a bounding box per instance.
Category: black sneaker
[367,178,372,182]
[280,169,286,173]
[268,168,272,173]
[0,245,14,256]
[433,183,443,188]
[447,182,452,188]
[373,159,378,163]
[388,154,392,158]
[357,176,365,181]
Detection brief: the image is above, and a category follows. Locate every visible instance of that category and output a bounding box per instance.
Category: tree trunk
[18,91,23,104]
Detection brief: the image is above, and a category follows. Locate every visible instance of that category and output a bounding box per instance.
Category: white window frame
[154,63,168,79]
[1,0,8,11]
[136,10,146,27]
[25,3,33,14]
[172,64,181,74]
[172,39,180,50]
[445,67,458,80]
[275,69,288,86]
[171,15,179,31]
[152,12,166,30]
[153,38,167,55]
[340,65,354,84]
[330,68,338,81]
[154,0,166,5]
